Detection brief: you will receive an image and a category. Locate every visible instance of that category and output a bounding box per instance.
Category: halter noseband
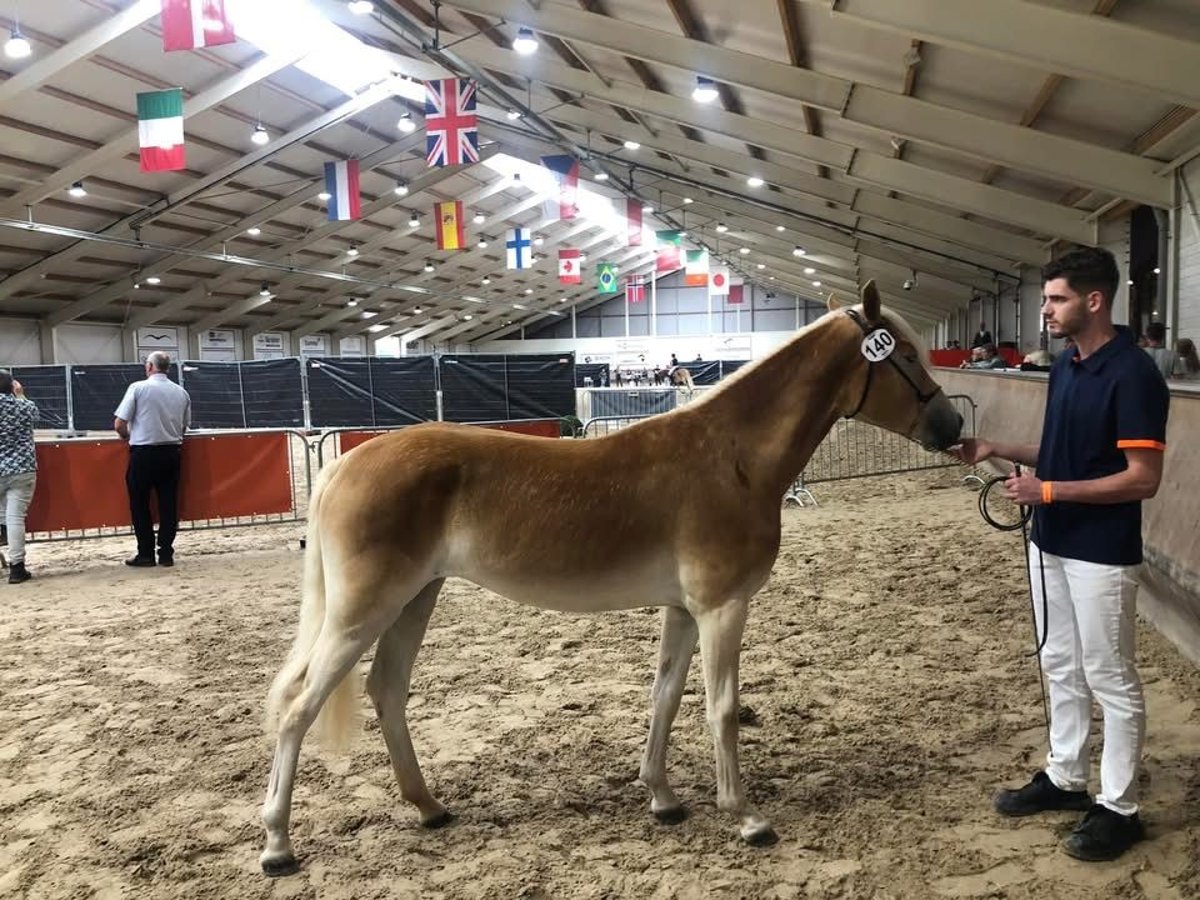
[843,308,942,420]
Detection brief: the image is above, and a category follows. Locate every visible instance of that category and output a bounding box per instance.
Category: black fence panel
[575,362,610,387]
[12,365,69,430]
[720,359,751,378]
[506,353,576,419]
[439,354,508,422]
[306,357,374,427]
[181,360,244,429]
[240,358,304,428]
[370,357,437,425]
[680,360,721,385]
[69,363,163,431]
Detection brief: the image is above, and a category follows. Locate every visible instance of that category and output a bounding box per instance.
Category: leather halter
[844,308,943,420]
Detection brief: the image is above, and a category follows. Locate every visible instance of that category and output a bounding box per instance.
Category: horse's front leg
[694,598,777,845]
[639,606,698,823]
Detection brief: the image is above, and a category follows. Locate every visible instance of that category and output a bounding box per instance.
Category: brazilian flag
[597,262,618,293]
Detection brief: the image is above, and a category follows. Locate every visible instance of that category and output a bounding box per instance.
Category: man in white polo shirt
[114,351,191,568]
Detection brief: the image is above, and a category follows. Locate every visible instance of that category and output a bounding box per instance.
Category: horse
[259,282,962,876]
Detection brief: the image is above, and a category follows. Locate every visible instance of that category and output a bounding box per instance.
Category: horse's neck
[697,317,857,495]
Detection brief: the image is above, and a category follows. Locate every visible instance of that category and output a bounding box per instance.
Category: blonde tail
[264,457,359,750]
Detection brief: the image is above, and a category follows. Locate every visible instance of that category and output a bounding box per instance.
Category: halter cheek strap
[843,309,942,420]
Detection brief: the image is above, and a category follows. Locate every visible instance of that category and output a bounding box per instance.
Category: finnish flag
[506,227,532,270]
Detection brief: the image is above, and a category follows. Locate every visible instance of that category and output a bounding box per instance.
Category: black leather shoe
[7,562,31,584]
[158,555,174,567]
[1062,804,1144,861]
[125,556,156,568]
[994,771,1092,817]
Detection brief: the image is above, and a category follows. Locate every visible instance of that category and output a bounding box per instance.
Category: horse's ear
[860,280,881,321]
[826,292,844,311]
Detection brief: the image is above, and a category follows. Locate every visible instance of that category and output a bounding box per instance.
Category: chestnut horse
[260,283,961,875]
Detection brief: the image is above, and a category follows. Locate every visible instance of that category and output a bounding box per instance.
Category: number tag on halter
[861,328,896,362]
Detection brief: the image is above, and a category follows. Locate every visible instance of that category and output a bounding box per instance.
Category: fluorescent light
[512,26,538,55]
[5,27,31,59]
[692,76,718,104]
[347,0,374,13]
[623,140,640,151]
[67,181,87,198]
[747,175,764,188]
[397,113,416,133]
[247,226,261,236]
[251,123,269,145]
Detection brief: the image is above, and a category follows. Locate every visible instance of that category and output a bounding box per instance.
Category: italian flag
[137,89,186,173]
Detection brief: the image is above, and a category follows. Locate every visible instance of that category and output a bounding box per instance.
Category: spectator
[960,343,1007,369]
[1020,349,1054,372]
[1171,337,1199,381]
[971,321,993,349]
[952,245,1168,862]
[1142,321,1176,380]
[114,352,191,568]
[0,371,38,584]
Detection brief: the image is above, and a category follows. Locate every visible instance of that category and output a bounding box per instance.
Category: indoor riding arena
[2,2,1200,899]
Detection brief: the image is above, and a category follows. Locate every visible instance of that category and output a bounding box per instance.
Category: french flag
[323,159,361,222]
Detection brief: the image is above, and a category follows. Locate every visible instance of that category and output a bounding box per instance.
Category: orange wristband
[1041,481,1054,505]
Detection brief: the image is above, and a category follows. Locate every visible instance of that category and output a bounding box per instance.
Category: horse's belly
[452,557,684,613]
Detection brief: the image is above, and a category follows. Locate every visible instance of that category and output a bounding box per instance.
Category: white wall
[54,322,124,364]
[1178,158,1200,341]
[1099,216,1133,326]
[0,318,42,366]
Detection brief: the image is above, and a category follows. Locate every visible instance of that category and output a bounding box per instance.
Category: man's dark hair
[1145,321,1166,343]
[0,370,12,395]
[1043,246,1120,306]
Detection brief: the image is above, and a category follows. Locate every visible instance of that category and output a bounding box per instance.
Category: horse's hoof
[742,825,779,847]
[653,806,689,825]
[420,809,456,830]
[261,853,300,878]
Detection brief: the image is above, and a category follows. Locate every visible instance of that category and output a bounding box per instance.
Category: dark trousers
[126,444,182,558]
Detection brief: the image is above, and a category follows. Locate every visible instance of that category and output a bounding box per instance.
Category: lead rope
[978,464,1052,743]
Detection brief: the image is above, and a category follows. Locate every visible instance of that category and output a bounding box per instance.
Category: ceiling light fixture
[347,298,359,307]
[776,224,786,232]
[347,0,374,13]
[347,243,359,257]
[804,267,816,275]
[482,276,491,285]
[67,181,87,198]
[251,123,270,146]
[512,26,538,55]
[472,210,485,224]
[756,263,766,270]
[246,226,261,236]
[594,170,609,181]
[318,190,332,201]
[506,107,522,121]
[623,139,640,151]
[792,246,806,257]
[145,276,161,285]
[683,197,694,205]
[812,280,822,287]
[393,180,408,196]
[692,75,718,104]
[413,306,422,314]
[423,260,435,272]
[738,247,750,255]
[533,235,544,246]
[259,282,271,296]
[747,175,764,188]
[397,113,416,133]
[715,222,728,233]
[5,22,31,60]
[642,203,654,214]
[478,236,489,249]
[525,287,534,294]
[408,211,420,227]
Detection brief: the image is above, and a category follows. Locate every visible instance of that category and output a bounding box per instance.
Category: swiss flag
[709,266,730,297]
[558,248,582,285]
[727,281,745,305]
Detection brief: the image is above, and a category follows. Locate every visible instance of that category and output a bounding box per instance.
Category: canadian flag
[558,248,582,285]
[709,266,731,297]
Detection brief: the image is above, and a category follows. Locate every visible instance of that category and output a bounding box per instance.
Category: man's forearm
[991,442,1039,467]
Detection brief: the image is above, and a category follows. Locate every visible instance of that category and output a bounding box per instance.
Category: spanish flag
[434,200,466,251]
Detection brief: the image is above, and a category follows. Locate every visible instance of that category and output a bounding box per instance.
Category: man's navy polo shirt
[1033,326,1168,566]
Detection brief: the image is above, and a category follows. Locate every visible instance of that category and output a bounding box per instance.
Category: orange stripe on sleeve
[1117,439,1166,451]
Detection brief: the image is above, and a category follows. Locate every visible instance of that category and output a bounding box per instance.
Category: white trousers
[1029,543,1144,816]
[0,471,36,565]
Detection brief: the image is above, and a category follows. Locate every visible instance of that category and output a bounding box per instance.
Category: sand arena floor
[1,469,1197,899]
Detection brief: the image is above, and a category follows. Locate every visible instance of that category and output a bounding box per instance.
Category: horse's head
[829,282,962,450]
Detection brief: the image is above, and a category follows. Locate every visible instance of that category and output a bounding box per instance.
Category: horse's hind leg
[639,606,698,823]
[366,578,450,827]
[261,625,378,876]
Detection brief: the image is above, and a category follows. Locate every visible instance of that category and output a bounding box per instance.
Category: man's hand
[12,379,24,398]
[1005,469,1045,506]
[949,437,994,465]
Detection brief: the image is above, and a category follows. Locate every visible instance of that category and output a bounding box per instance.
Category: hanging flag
[434,200,466,250]
[160,0,236,52]
[655,230,682,272]
[424,78,479,168]
[597,262,618,293]
[558,248,582,285]
[323,160,361,222]
[728,280,745,305]
[684,249,709,287]
[540,155,579,221]
[626,198,643,247]
[137,88,186,172]
[506,228,532,270]
[625,275,646,304]
[709,266,731,297]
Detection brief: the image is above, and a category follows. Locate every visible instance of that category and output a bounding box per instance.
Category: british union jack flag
[424,77,479,168]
